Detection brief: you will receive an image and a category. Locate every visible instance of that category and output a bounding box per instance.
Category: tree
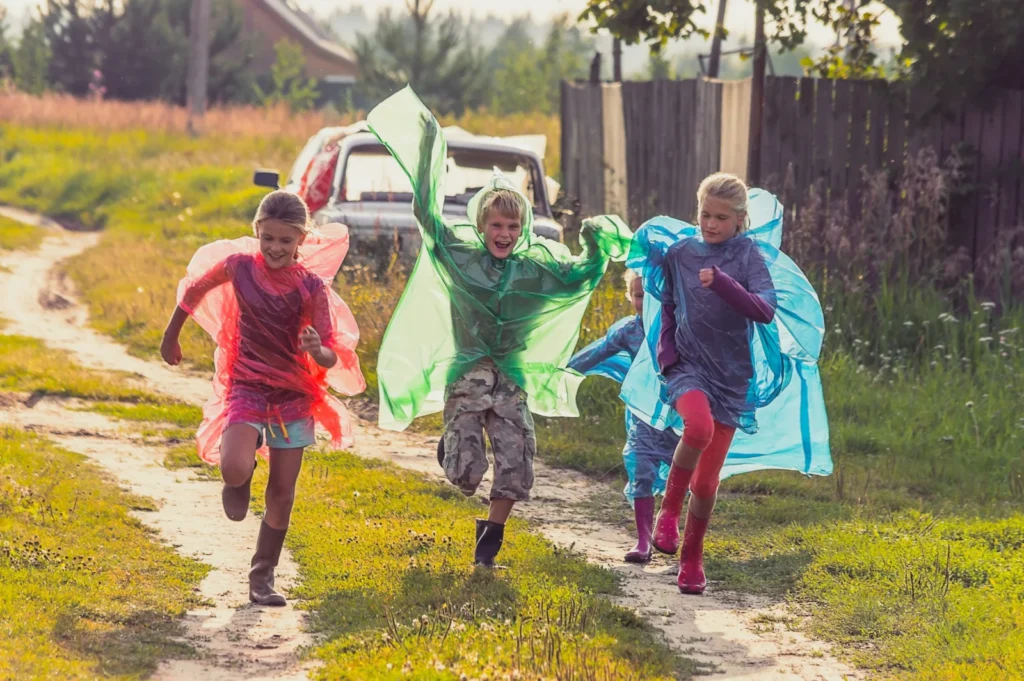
[353,0,489,114]
[252,40,319,113]
[885,0,1024,102]
[491,41,544,114]
[538,14,591,107]
[0,5,13,81]
[488,13,591,114]
[582,1,870,52]
[580,0,1024,106]
[646,47,674,79]
[100,0,252,104]
[41,0,112,96]
[14,16,52,94]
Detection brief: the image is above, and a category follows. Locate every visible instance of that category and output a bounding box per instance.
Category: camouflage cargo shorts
[441,358,536,501]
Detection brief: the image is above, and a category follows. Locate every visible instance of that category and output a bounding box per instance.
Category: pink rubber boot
[625,496,655,563]
[652,465,694,554]
[677,511,710,595]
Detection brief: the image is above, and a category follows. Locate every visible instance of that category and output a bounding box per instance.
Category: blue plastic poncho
[621,190,831,480]
[569,315,679,502]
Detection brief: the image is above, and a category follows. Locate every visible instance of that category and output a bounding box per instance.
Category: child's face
[628,277,644,315]
[257,219,306,269]
[479,209,522,259]
[699,196,743,244]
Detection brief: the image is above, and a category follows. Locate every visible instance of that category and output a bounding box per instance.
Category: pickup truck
[254,123,564,266]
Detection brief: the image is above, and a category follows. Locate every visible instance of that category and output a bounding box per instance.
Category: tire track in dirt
[0,210,863,680]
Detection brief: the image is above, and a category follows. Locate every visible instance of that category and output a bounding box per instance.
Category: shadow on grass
[53,610,196,678]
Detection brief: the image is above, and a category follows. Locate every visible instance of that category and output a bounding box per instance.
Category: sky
[2,0,903,48]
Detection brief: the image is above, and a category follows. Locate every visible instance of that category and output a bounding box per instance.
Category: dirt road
[0,209,862,680]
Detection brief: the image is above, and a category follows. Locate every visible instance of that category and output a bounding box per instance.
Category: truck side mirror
[253,170,281,189]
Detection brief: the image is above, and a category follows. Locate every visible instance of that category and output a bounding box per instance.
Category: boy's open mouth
[494,240,512,250]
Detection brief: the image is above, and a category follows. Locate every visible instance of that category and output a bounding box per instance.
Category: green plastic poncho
[367,86,633,431]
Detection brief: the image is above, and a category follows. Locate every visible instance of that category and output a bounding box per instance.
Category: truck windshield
[341,147,538,208]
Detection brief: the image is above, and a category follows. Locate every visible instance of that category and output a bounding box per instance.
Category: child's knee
[689,471,720,499]
[680,418,714,451]
[489,422,535,502]
[221,457,254,487]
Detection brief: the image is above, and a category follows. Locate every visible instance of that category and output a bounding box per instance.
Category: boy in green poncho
[368,87,632,567]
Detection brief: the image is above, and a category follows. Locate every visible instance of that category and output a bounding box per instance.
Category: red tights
[675,391,735,499]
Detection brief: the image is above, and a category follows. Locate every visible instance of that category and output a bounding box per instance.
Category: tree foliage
[489,14,591,114]
[0,5,13,80]
[353,0,489,115]
[887,0,1024,100]
[14,17,52,95]
[252,40,319,113]
[35,0,250,102]
[101,0,251,104]
[579,0,1024,103]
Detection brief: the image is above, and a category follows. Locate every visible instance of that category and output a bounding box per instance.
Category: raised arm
[366,87,451,250]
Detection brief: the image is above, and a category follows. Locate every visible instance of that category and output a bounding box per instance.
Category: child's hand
[299,326,323,355]
[161,336,182,366]
[699,268,715,288]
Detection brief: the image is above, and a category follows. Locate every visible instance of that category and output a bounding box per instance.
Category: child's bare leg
[220,424,259,521]
[487,498,515,524]
[249,446,303,607]
[264,447,304,530]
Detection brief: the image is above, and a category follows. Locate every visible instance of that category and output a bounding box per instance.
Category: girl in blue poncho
[569,271,680,564]
[621,172,831,596]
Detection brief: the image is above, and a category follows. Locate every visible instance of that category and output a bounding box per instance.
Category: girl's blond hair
[697,172,751,232]
[252,190,311,237]
[477,189,524,228]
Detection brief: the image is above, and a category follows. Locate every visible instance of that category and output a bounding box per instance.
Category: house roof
[260,0,357,66]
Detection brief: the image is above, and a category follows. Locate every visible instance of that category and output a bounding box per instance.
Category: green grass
[85,401,202,428]
[0,214,43,251]
[5,121,1024,679]
[0,427,207,679]
[250,448,704,680]
[0,333,155,403]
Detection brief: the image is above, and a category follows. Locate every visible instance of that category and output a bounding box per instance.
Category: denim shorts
[243,416,316,449]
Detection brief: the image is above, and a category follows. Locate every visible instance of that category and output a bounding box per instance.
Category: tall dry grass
[0,91,563,176]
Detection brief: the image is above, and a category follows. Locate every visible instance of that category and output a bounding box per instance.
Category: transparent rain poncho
[569,315,679,502]
[621,190,832,480]
[176,223,366,463]
[367,86,633,430]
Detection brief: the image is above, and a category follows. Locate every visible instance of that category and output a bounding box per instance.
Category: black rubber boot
[222,459,256,522]
[474,518,506,568]
[249,520,288,606]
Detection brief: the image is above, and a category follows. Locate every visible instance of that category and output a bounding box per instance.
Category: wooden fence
[561,79,722,226]
[562,77,1024,264]
[757,77,1024,262]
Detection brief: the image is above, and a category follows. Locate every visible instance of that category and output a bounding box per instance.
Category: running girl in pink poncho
[160,190,365,606]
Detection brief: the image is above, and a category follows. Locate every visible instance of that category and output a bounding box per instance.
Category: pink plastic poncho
[176,223,365,464]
